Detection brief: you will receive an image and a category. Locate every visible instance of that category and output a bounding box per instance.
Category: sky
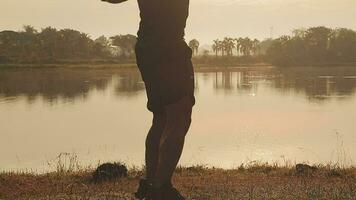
[1,0,356,44]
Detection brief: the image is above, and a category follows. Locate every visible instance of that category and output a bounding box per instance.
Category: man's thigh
[136,41,195,113]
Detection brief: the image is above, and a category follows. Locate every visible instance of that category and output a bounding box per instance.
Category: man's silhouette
[102,0,195,199]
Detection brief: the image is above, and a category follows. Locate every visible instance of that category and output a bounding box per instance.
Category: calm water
[1,66,356,172]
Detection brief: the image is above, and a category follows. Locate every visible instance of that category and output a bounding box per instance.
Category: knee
[178,111,192,133]
[169,112,191,136]
[146,113,167,146]
[165,98,193,139]
[152,112,167,130]
[166,96,193,116]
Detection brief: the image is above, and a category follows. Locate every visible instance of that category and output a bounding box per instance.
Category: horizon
[1,0,356,44]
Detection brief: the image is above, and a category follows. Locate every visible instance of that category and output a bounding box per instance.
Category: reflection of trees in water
[212,70,267,95]
[208,68,356,102]
[0,68,178,102]
[214,71,233,91]
[0,69,113,104]
[235,71,260,95]
[113,71,145,98]
[275,68,356,102]
[1,68,356,104]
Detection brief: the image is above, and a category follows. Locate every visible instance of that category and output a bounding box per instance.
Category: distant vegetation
[192,27,356,66]
[267,27,356,66]
[0,25,136,64]
[190,37,272,65]
[1,25,356,67]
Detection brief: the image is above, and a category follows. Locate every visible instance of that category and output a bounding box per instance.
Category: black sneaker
[134,179,148,199]
[134,179,161,200]
[160,182,185,200]
[134,180,185,200]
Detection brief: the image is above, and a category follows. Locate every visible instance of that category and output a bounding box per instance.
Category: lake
[1,66,356,172]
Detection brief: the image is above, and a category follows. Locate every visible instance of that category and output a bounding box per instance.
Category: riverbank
[1,61,356,70]
[0,63,138,69]
[1,163,355,200]
[0,63,275,72]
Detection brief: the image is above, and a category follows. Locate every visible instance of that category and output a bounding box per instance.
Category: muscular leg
[145,112,167,180]
[155,96,193,184]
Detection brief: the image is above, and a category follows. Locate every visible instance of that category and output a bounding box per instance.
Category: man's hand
[101,0,128,4]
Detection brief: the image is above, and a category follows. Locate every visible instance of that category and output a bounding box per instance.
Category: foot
[134,179,148,199]
[134,179,160,200]
[160,182,185,200]
[134,180,185,200]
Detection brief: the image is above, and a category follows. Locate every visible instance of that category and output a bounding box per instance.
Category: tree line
[1,25,356,66]
[266,27,356,66]
[0,25,137,64]
[212,37,261,56]
[188,37,269,57]
[190,27,356,66]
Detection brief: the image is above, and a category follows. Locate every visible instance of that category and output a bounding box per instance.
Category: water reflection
[1,66,356,170]
[113,70,145,98]
[274,68,356,102]
[0,69,111,104]
[1,67,356,103]
[0,68,145,104]
[209,68,356,102]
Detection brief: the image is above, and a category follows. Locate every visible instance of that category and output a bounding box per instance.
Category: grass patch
[1,162,355,200]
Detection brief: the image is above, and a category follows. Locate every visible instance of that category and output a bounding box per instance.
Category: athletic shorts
[135,40,195,113]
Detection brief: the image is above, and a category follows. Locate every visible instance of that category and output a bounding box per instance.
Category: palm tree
[23,25,38,34]
[235,37,243,56]
[213,39,222,56]
[252,39,260,56]
[188,39,200,56]
[240,37,253,56]
[212,43,218,57]
[222,37,235,56]
[218,40,224,56]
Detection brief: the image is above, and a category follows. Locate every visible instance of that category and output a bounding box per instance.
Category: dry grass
[1,162,356,200]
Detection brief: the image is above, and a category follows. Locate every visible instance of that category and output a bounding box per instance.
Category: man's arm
[101,0,128,4]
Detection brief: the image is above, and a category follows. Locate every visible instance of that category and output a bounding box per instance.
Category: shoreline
[1,163,355,200]
[1,62,356,69]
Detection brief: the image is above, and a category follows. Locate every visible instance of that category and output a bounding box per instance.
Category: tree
[258,39,274,55]
[235,37,243,56]
[292,28,307,38]
[222,37,235,56]
[110,34,137,58]
[188,39,200,56]
[304,26,332,62]
[38,27,58,60]
[0,30,20,62]
[23,25,38,34]
[266,35,294,66]
[251,39,260,56]
[1,26,130,63]
[212,39,222,56]
[212,42,218,57]
[94,35,112,58]
[328,28,356,62]
[19,25,40,62]
[240,37,253,56]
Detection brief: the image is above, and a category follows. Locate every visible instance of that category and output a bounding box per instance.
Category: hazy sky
[1,0,356,43]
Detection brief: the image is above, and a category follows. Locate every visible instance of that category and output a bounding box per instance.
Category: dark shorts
[135,40,195,113]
